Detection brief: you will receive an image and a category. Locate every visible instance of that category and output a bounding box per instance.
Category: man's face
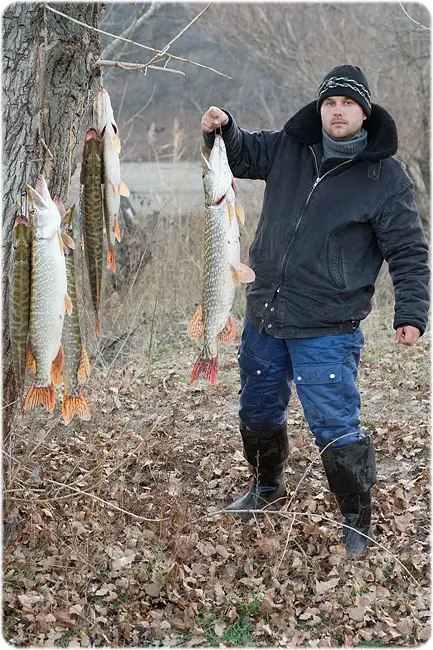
[320,96,366,141]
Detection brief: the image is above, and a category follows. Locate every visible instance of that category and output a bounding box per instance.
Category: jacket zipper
[280,149,352,277]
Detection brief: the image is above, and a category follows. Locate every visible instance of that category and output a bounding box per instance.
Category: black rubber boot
[321,435,376,558]
[226,422,289,517]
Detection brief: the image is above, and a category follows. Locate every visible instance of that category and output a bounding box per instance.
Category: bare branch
[101,2,162,60]
[45,4,232,79]
[398,2,431,30]
[95,59,185,76]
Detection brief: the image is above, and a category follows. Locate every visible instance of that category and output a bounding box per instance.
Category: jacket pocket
[326,233,346,290]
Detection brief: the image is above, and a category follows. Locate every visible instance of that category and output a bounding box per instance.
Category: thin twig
[144,2,212,67]
[119,82,157,131]
[398,2,431,30]
[45,5,232,79]
[10,476,168,523]
[95,59,185,76]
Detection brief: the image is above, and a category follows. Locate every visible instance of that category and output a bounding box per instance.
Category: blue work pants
[238,318,365,450]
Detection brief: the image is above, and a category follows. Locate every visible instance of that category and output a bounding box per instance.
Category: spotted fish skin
[188,135,255,386]
[81,128,103,336]
[9,206,31,414]
[61,205,91,425]
[24,175,70,413]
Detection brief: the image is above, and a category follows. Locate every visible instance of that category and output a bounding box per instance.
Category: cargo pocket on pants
[293,363,344,427]
[238,349,272,407]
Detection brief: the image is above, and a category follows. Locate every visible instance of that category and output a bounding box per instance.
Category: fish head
[93,88,118,137]
[26,182,61,238]
[201,135,233,207]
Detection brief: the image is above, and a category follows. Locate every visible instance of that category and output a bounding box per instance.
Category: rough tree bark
[2,2,103,436]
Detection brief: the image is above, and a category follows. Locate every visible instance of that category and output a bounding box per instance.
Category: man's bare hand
[395,325,420,346]
[201,106,229,133]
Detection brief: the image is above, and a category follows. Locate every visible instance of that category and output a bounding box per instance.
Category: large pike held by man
[24,175,72,413]
[93,88,129,273]
[60,203,91,425]
[188,135,255,385]
[81,128,104,336]
[9,198,32,416]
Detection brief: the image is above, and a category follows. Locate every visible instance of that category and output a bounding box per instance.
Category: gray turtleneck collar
[322,127,368,162]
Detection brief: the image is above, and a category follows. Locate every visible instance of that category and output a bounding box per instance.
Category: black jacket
[203,101,430,337]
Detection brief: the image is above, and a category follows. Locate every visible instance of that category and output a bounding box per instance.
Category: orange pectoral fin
[237,263,256,284]
[113,133,121,154]
[227,202,235,223]
[50,345,64,386]
[217,315,236,343]
[119,180,129,197]
[107,246,116,272]
[57,231,64,253]
[235,202,245,225]
[230,265,241,286]
[187,305,204,340]
[113,217,121,242]
[65,295,73,315]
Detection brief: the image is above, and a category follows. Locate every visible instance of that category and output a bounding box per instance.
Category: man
[201,65,430,558]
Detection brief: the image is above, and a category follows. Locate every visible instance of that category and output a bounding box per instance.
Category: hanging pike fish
[188,135,255,385]
[24,175,72,414]
[59,202,91,425]
[81,128,103,337]
[9,197,32,417]
[93,88,129,272]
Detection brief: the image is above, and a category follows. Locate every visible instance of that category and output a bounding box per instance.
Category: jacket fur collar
[283,100,398,161]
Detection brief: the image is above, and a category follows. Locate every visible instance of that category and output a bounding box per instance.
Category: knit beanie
[317,65,371,118]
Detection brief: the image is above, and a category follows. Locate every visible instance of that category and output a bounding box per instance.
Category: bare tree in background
[2,3,102,436]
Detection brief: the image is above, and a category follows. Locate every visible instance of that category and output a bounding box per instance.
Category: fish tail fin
[62,392,91,425]
[77,345,91,384]
[107,246,116,272]
[190,350,218,386]
[24,382,55,413]
[50,346,64,386]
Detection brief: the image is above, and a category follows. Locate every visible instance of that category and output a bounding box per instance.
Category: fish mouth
[13,216,30,228]
[85,128,98,141]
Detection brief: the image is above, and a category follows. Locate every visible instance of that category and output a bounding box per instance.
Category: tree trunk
[2,2,103,436]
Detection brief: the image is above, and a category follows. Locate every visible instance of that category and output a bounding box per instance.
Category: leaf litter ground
[3,309,430,647]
